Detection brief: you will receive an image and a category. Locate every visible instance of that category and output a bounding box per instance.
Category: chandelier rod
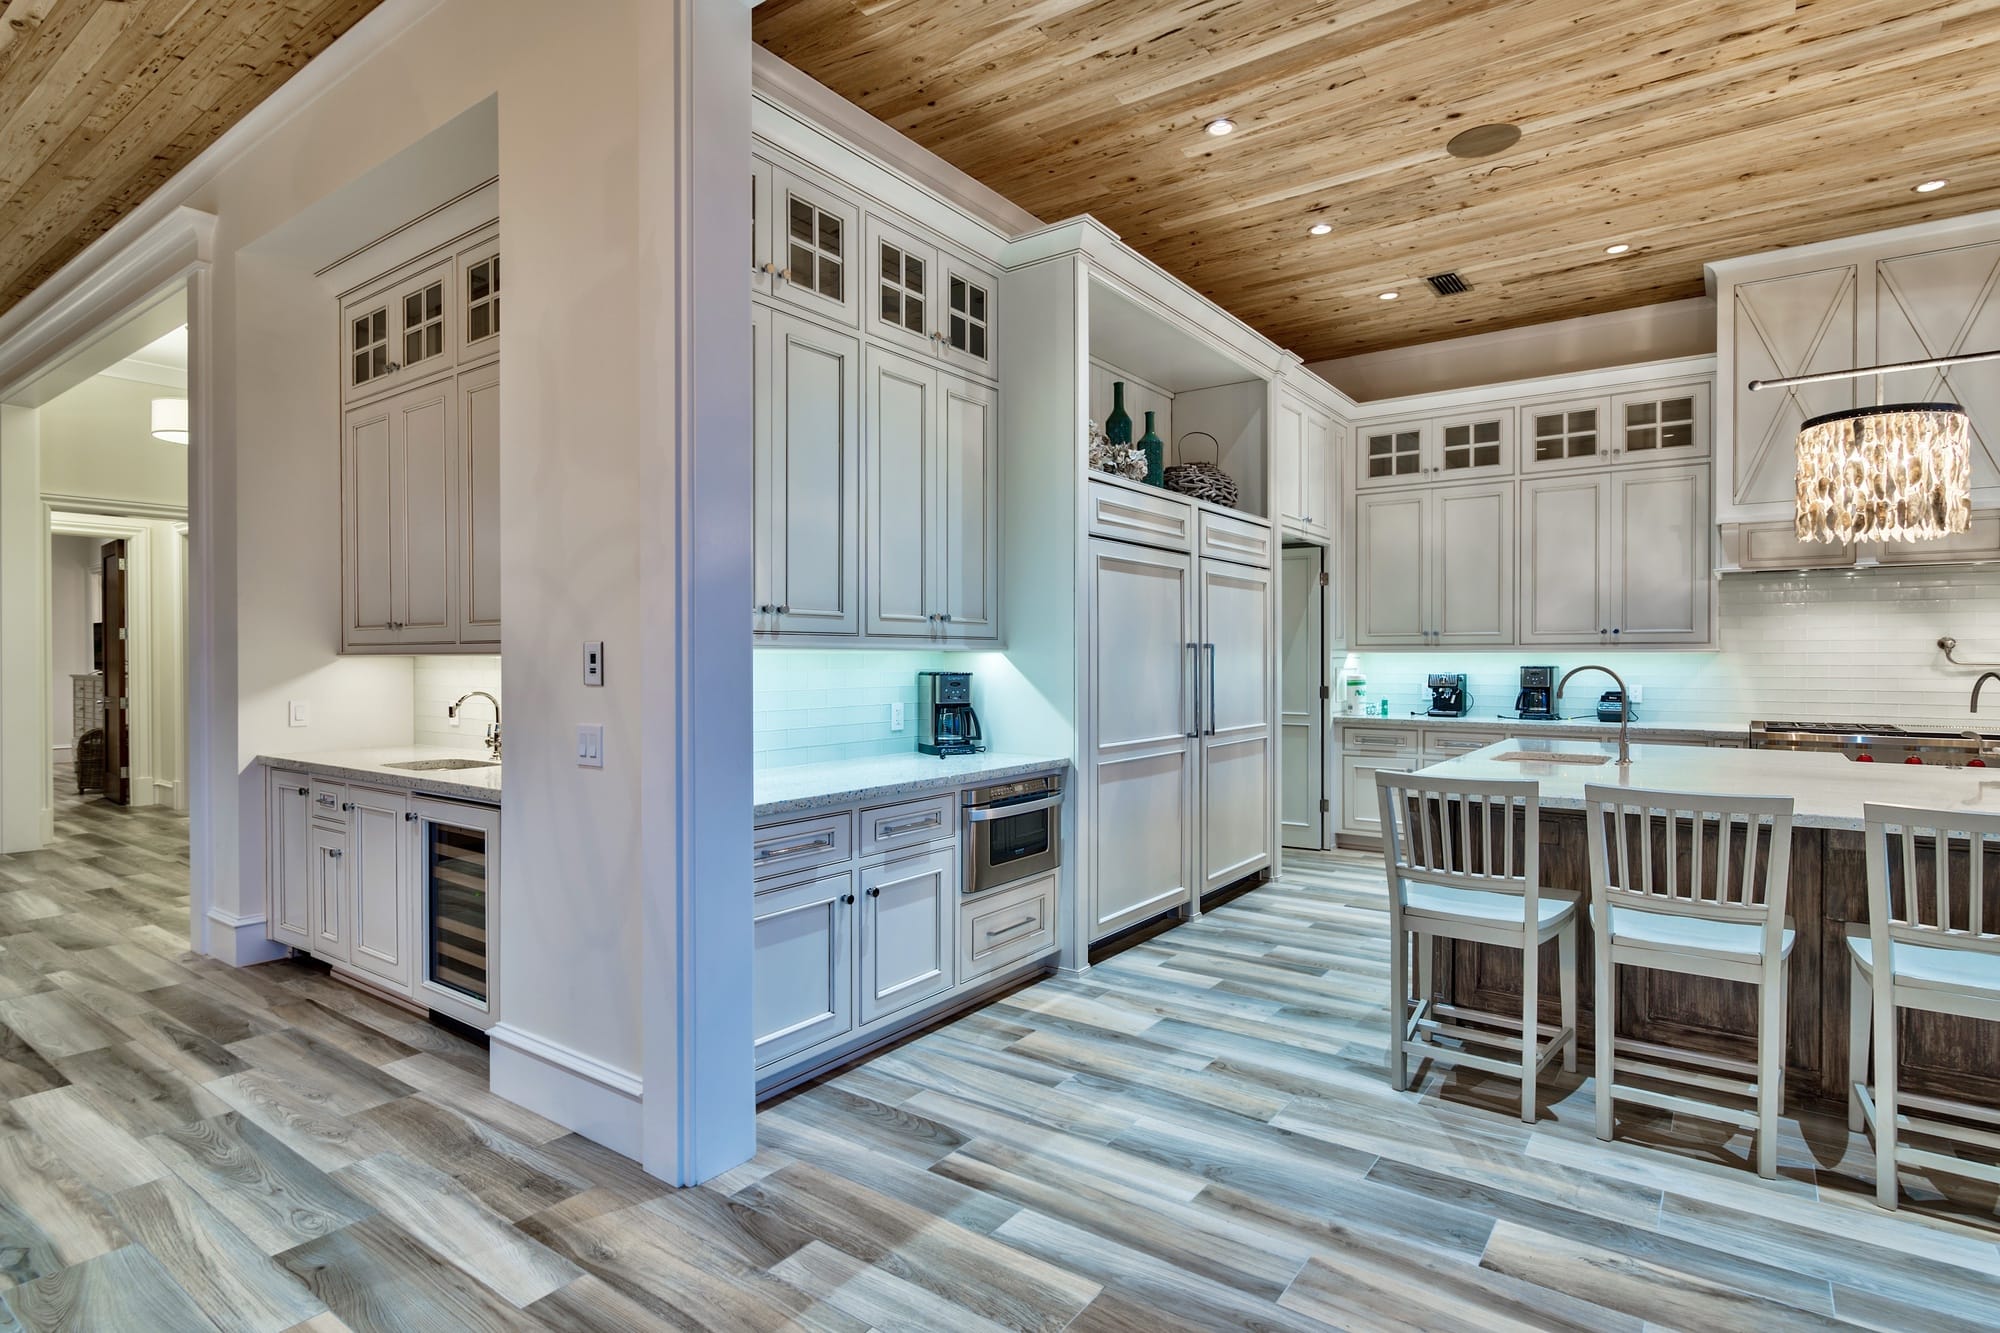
[1748,348,2000,392]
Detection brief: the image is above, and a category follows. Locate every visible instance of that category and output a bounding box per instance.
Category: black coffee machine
[917,671,985,756]
[1515,665,1560,720]
[1425,673,1470,718]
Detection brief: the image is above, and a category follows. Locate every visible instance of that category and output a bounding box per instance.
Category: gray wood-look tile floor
[1,771,1996,1329]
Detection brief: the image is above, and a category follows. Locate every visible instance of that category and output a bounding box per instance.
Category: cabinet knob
[939,613,952,623]
[340,801,354,812]
[328,849,343,859]
[867,887,881,897]
[841,894,856,905]
[777,605,789,614]
[405,811,418,822]
[296,786,308,796]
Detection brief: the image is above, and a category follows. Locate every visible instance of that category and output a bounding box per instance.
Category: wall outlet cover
[287,700,310,728]
[891,701,905,732]
[1628,684,1644,703]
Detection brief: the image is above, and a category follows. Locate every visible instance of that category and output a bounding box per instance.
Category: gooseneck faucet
[1973,672,2000,713]
[450,691,502,760]
[1557,665,1632,767]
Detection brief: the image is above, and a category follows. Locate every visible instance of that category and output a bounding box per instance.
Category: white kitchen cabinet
[756,310,863,637]
[310,822,348,964]
[857,845,955,1024]
[1280,547,1326,852]
[267,772,313,951]
[1275,391,1335,541]
[1087,538,1198,939]
[1357,418,1430,488]
[753,869,856,1069]
[458,361,501,646]
[1520,473,1613,644]
[1200,562,1274,893]
[344,785,411,993]
[865,215,999,381]
[1519,463,1711,646]
[1357,410,1512,488]
[1353,483,1513,647]
[760,158,861,328]
[936,252,999,379]
[1521,396,1612,472]
[1339,753,1396,839]
[1302,409,1334,542]
[343,378,457,650]
[1612,383,1709,464]
[863,346,999,641]
[341,257,455,406]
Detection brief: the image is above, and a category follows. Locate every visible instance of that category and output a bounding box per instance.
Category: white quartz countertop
[257,747,502,804]
[1337,713,1751,742]
[756,751,1069,820]
[1422,737,2000,830]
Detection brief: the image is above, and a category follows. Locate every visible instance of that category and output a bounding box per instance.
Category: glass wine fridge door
[413,797,500,1028]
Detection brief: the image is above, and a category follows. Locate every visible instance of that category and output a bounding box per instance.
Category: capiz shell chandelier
[1795,402,1971,543]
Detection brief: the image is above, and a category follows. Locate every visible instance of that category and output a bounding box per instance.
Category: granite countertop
[1422,736,2000,831]
[257,747,502,805]
[756,751,1070,820]
[1336,714,1752,743]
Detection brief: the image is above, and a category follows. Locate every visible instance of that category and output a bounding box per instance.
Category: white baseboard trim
[488,1023,644,1158]
[204,907,287,967]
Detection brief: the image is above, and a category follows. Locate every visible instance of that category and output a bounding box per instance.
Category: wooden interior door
[100,539,129,805]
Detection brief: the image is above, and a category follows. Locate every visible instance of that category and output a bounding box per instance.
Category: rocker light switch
[287,700,310,728]
[577,724,604,768]
[584,641,604,687]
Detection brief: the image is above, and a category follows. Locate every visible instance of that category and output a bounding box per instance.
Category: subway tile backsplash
[1351,563,2000,729]
[414,656,503,753]
[755,649,952,767]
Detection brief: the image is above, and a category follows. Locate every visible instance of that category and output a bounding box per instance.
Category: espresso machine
[1424,673,1471,718]
[1515,665,1560,720]
[917,671,985,756]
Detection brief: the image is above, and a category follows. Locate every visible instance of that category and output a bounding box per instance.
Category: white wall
[49,534,98,752]
[1351,563,2000,729]
[38,375,189,513]
[1312,297,1715,402]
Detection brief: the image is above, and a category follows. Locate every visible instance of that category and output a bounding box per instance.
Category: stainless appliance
[1749,720,1998,767]
[918,671,985,756]
[962,773,1063,895]
[1597,690,1635,723]
[1425,673,1470,718]
[1514,665,1559,720]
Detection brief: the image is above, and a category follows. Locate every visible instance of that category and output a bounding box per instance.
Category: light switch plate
[577,724,604,768]
[287,700,310,728]
[584,641,604,687]
[891,702,905,732]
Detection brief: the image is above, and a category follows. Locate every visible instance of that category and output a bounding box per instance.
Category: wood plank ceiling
[0,0,385,322]
[754,0,2000,361]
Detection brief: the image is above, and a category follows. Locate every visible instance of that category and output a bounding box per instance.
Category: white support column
[0,404,44,853]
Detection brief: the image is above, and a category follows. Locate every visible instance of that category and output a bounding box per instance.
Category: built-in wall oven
[962,774,1064,895]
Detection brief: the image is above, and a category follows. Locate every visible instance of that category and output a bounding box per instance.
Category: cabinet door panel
[865,214,938,359]
[753,870,855,1068]
[1353,492,1427,645]
[397,383,457,640]
[311,824,348,962]
[1433,409,1514,482]
[751,303,774,626]
[750,159,774,296]
[771,165,861,327]
[268,776,313,950]
[1614,465,1710,644]
[937,254,998,378]
[770,314,861,635]
[1273,394,1306,528]
[865,347,934,637]
[1202,560,1271,738]
[1520,475,1612,645]
[859,848,954,1024]
[345,787,410,992]
[1203,734,1271,891]
[459,363,501,644]
[1432,483,1514,646]
[1092,750,1193,938]
[1280,548,1325,852]
[940,373,999,640]
[344,403,398,643]
[1339,755,1393,837]
[1303,409,1333,539]
[1522,396,1612,472]
[1732,266,1857,509]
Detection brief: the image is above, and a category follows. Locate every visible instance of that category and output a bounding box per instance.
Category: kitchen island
[1418,737,2000,1107]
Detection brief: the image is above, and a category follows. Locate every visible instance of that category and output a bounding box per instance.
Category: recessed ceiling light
[1914,178,1948,193]
[1446,123,1522,159]
[1308,222,1333,236]
[1604,243,1631,255]
[1378,291,1399,301]
[1205,117,1235,136]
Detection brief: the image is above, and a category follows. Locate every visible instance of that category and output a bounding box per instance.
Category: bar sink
[382,758,500,771]
[1490,751,1613,766]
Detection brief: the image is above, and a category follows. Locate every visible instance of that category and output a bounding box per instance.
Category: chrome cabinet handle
[879,813,941,837]
[985,915,1037,941]
[1206,643,1218,737]
[756,834,834,861]
[316,794,338,806]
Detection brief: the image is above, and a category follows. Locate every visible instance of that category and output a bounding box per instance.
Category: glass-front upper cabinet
[936,255,998,378]
[765,162,861,328]
[1522,396,1612,472]
[460,233,501,352]
[1433,408,1514,481]
[1356,420,1429,488]
[340,257,456,404]
[1612,382,1710,462]
[864,214,1000,380]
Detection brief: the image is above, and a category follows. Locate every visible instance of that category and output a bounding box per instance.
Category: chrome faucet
[450,691,502,760]
[1557,665,1632,767]
[1973,672,2000,713]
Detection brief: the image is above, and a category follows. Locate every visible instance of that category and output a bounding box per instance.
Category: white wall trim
[42,492,189,522]
[490,1022,644,1158]
[490,1022,644,1097]
[204,905,286,966]
[1346,353,1720,423]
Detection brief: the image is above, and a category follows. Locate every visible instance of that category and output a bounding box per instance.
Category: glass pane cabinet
[1362,425,1425,483]
[411,796,500,1029]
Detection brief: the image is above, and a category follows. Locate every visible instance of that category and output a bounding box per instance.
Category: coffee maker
[1425,673,1470,718]
[917,671,985,756]
[1515,665,1559,720]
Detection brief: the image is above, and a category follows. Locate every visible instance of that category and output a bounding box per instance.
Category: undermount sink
[1491,751,1613,766]
[382,758,499,771]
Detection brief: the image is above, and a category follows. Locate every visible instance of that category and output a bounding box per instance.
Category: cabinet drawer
[961,872,1057,980]
[1198,510,1273,569]
[1087,478,1194,552]
[1421,728,1506,759]
[309,780,349,827]
[1337,726,1416,755]
[858,795,955,858]
[752,811,853,879]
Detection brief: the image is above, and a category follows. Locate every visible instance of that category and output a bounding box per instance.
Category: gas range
[1748,720,2000,768]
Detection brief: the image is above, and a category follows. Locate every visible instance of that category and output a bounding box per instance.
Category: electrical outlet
[287,700,310,728]
[584,641,604,687]
[1628,684,1644,704]
[891,702,905,732]
[577,724,604,768]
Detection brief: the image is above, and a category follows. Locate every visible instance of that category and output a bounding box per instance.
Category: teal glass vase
[1105,381,1132,448]
[1138,410,1164,487]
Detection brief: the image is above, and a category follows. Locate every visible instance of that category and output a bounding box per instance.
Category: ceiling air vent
[1425,271,1471,296]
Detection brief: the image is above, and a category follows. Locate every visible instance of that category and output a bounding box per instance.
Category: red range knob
[1905,756,1924,765]
[1854,753,1875,762]
[1969,759,1988,768]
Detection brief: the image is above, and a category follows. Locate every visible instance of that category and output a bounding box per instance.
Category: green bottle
[1138,410,1164,487]
[1105,382,1132,450]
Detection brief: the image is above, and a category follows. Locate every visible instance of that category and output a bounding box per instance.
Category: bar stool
[1849,804,2000,1209]
[1376,771,1578,1123]
[1582,785,1795,1178]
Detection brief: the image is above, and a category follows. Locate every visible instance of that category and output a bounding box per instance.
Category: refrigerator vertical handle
[1205,643,1218,737]
[1186,643,1200,738]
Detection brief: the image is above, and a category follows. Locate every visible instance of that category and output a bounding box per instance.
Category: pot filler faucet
[1973,672,2000,713]
[1557,665,1632,767]
[450,691,502,760]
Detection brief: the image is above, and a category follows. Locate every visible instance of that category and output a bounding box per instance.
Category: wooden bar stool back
[1582,784,1795,1177]
[1376,771,1578,1123]
[1850,804,2000,1208]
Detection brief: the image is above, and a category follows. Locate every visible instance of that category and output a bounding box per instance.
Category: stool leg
[1416,932,1434,1018]
[1875,985,1899,1210]
[1389,918,1409,1092]
[1847,954,1868,1135]
[1558,921,1577,1074]
[1594,946,1615,1142]
[1520,933,1540,1124]
[1755,968,1781,1179]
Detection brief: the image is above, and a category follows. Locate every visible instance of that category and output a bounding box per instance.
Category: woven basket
[1162,432,1240,509]
[76,728,106,794]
